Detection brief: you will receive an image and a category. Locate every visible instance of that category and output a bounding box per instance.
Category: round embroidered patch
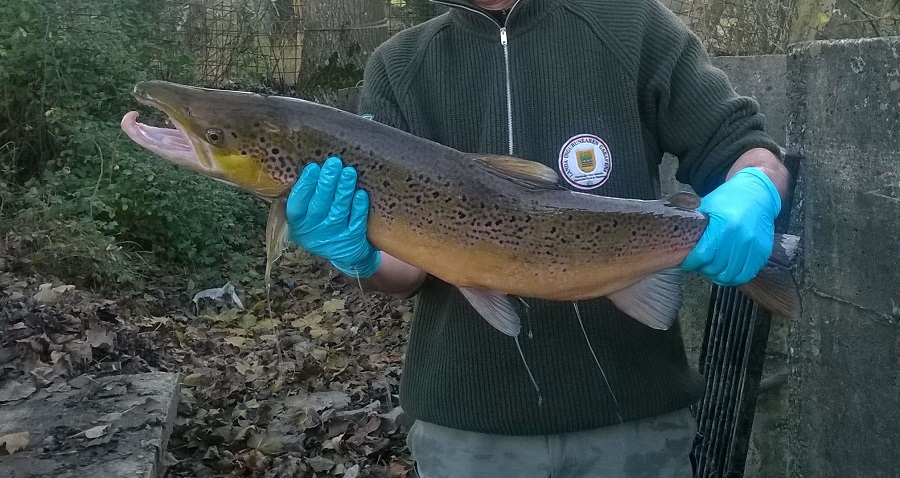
[558,134,612,190]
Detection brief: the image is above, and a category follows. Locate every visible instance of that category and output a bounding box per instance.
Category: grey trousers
[408,408,696,478]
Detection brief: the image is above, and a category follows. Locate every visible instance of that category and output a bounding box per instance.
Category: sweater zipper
[499,26,513,154]
[432,0,522,155]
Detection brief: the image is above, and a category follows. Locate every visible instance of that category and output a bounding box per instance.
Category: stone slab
[0,372,180,478]
[787,36,900,478]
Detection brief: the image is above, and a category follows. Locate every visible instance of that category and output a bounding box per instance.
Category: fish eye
[206,128,224,145]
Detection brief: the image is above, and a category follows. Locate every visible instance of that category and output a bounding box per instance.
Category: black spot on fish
[272,148,280,155]
[315,149,322,156]
[241,150,247,155]
[595,225,603,232]
[457,211,467,219]
[259,137,266,142]
[431,191,440,198]
[550,226,557,234]
[612,220,619,228]
[231,132,238,138]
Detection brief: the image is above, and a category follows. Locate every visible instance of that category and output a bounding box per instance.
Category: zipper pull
[500,27,508,46]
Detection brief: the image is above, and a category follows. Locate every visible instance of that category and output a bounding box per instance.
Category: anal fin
[459,287,522,336]
[264,198,288,290]
[607,269,684,330]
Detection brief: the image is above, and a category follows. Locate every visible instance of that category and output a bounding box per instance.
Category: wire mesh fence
[140,0,446,95]
[59,0,900,95]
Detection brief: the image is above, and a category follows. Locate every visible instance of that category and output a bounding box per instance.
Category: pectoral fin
[468,154,562,190]
[459,287,522,336]
[264,198,288,289]
[607,269,684,330]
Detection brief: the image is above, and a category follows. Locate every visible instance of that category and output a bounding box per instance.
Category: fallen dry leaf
[0,380,37,402]
[33,283,75,305]
[322,299,346,313]
[83,424,109,439]
[0,431,30,455]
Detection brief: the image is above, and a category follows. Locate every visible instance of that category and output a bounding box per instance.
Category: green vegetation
[0,0,267,291]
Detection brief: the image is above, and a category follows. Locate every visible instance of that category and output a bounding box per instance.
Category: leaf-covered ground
[0,246,415,477]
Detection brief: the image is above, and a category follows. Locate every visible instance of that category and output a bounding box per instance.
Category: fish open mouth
[121,111,205,170]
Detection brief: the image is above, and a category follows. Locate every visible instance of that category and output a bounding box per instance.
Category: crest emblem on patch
[559,134,612,189]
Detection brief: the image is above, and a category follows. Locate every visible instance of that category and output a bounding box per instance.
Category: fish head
[121,81,301,200]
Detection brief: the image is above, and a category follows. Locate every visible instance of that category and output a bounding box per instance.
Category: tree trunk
[298,0,389,94]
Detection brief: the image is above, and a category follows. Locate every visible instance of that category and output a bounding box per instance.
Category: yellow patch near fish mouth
[212,151,286,199]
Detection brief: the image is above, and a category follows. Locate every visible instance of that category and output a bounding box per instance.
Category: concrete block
[0,372,180,478]
[787,36,900,478]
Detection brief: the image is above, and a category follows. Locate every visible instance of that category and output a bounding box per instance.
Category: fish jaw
[121,111,208,172]
[121,111,287,200]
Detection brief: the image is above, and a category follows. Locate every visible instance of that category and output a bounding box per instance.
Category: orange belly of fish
[369,216,685,301]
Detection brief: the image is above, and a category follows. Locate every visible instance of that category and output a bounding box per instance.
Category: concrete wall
[787,37,900,478]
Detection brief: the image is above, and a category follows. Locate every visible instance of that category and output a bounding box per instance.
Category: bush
[0,0,267,291]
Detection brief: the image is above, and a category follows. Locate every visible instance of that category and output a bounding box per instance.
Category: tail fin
[738,234,802,318]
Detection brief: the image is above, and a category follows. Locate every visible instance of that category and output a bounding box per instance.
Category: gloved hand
[286,156,382,278]
[681,167,781,286]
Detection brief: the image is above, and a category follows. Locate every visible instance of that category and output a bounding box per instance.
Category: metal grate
[691,287,772,477]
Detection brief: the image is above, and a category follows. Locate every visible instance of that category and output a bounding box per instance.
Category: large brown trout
[121,81,800,336]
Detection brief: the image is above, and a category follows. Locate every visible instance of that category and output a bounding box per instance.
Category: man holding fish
[286,0,789,476]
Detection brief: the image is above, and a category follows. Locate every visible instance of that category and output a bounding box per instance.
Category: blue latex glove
[681,167,781,286]
[286,156,382,278]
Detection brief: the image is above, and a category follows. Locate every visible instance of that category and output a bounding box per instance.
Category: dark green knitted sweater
[358,0,779,436]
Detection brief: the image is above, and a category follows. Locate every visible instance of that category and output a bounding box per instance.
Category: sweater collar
[431,0,557,34]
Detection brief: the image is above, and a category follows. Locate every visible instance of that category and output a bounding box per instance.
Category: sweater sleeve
[636,1,781,196]
[358,48,411,133]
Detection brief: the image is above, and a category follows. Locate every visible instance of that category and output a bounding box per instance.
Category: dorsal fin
[664,191,701,209]
[469,154,562,190]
